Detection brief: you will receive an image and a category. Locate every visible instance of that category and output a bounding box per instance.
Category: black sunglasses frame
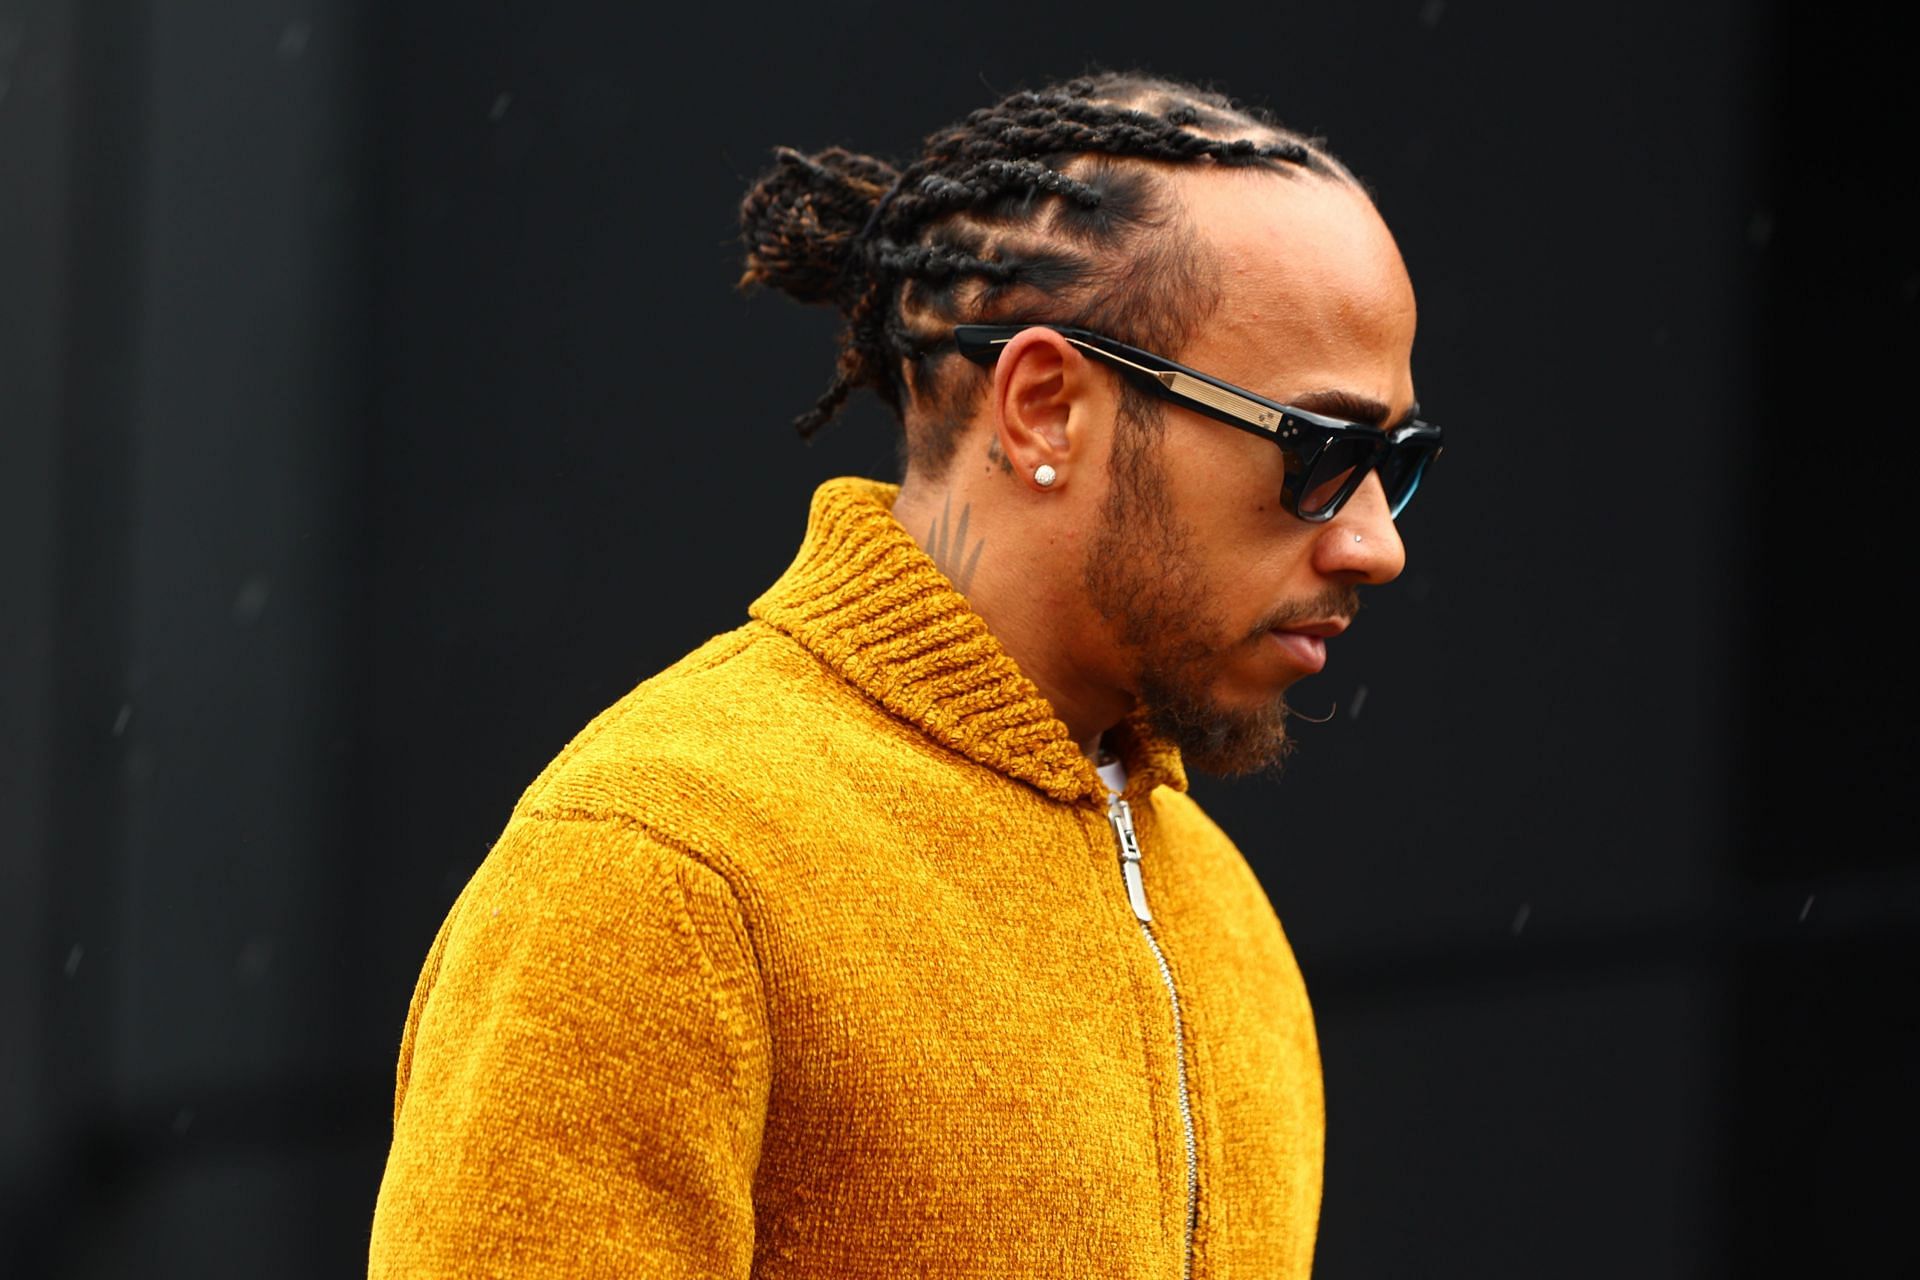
[952,322,1442,523]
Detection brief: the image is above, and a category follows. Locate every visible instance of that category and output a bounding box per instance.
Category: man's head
[1073,166,1415,774]
[740,72,1423,776]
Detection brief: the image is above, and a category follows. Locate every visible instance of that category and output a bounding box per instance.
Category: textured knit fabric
[368,475,1324,1279]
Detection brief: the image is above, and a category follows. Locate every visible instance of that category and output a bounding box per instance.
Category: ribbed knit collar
[749,476,1189,807]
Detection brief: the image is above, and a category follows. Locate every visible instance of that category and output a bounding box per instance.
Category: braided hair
[738,71,1357,478]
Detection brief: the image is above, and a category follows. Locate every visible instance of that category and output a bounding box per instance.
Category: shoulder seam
[513,806,771,1015]
[667,857,769,1136]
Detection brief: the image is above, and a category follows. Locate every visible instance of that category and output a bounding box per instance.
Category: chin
[1141,680,1298,779]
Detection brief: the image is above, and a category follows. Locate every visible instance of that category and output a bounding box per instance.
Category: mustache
[1251,584,1362,637]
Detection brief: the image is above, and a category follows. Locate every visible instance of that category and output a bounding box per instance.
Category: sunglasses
[952,323,1443,523]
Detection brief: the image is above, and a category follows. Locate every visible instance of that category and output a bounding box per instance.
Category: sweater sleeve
[368,814,771,1278]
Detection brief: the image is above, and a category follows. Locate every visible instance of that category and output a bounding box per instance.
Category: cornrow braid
[737,70,1358,474]
[872,240,1023,285]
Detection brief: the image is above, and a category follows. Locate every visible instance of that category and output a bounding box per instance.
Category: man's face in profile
[1079,166,1419,777]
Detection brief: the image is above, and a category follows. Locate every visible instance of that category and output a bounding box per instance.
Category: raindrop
[1348,684,1370,721]
[1420,0,1446,28]
[1510,903,1531,936]
[278,22,310,59]
[112,703,132,737]
[171,1108,195,1135]
[490,92,513,122]
[63,944,84,978]
[1798,894,1814,923]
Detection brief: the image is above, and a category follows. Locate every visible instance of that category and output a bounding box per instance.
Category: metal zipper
[1107,793,1198,1280]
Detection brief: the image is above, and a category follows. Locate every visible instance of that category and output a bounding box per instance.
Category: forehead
[1173,166,1418,395]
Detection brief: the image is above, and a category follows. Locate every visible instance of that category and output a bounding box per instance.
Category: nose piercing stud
[1034,464,1057,488]
[1353,533,1364,543]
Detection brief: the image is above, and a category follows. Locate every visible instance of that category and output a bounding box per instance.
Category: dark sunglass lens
[1298,438,1377,517]
[1381,441,1440,518]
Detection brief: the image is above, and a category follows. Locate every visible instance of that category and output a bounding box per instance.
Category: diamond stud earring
[1034,464,1057,488]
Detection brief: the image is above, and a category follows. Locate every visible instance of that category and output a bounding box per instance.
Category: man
[369,70,1438,1278]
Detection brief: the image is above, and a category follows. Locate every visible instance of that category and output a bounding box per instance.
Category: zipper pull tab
[1106,794,1151,923]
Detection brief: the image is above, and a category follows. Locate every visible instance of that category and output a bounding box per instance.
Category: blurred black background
[3,0,1915,1275]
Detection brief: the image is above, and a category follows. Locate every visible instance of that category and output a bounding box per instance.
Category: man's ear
[989,327,1110,486]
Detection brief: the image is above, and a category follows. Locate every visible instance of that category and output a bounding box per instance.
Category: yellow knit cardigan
[368,476,1324,1278]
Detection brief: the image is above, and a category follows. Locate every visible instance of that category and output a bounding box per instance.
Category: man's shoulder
[1147,786,1248,866]
[1147,785,1277,889]
[507,619,886,838]
[1149,785,1232,839]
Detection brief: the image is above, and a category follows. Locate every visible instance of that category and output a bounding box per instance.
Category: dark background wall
[2,1,1913,1275]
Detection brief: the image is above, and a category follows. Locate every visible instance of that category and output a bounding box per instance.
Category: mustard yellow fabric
[368,476,1324,1278]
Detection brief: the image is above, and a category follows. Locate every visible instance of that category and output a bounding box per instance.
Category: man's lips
[1264,618,1350,674]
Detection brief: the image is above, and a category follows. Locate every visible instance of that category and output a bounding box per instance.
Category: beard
[1081,418,1358,778]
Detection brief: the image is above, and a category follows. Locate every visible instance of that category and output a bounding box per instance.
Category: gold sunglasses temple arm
[1059,339,1285,435]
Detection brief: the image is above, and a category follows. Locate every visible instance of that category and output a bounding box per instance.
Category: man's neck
[891,474,1133,759]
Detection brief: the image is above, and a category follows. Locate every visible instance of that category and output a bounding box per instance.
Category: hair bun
[738,146,900,306]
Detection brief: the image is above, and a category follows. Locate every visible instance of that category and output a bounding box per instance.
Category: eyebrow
[1287,388,1421,430]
